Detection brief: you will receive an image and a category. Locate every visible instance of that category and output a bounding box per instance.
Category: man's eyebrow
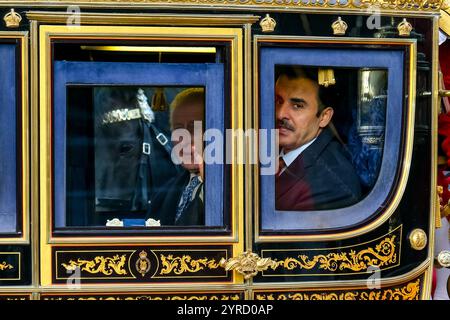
[290,97,307,105]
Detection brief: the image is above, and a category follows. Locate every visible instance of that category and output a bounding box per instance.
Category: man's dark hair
[275,65,337,117]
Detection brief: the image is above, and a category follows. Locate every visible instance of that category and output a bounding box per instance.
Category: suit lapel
[275,128,335,202]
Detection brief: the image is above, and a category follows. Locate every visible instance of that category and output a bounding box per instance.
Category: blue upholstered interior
[0,44,17,233]
[53,61,224,227]
[260,47,405,231]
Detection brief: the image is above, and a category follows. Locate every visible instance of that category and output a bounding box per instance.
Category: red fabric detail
[441,41,450,89]
[438,113,450,166]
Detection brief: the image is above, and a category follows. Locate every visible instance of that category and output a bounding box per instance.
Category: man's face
[171,101,204,172]
[275,75,329,153]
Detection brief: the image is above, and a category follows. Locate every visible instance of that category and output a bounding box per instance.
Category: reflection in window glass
[274,66,387,211]
[65,86,206,227]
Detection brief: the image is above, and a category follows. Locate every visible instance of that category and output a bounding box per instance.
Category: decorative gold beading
[3,9,22,28]
[15,0,447,12]
[397,18,413,36]
[260,14,276,33]
[61,255,128,276]
[159,254,220,275]
[256,279,421,300]
[332,17,348,36]
[409,229,427,250]
[0,262,13,271]
[219,251,277,280]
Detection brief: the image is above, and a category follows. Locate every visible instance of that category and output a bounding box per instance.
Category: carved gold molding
[5,0,446,12]
[159,254,220,275]
[255,279,421,300]
[61,255,128,276]
[0,261,14,271]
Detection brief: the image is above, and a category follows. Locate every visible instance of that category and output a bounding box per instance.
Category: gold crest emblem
[136,250,151,277]
[260,14,276,33]
[3,9,22,28]
[397,18,413,37]
[331,17,348,36]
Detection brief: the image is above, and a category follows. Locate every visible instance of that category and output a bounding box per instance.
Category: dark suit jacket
[147,170,204,226]
[276,127,362,211]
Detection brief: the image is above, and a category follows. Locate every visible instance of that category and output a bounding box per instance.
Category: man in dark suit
[275,67,361,211]
[147,88,204,225]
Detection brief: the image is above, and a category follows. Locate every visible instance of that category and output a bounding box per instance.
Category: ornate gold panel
[55,248,230,282]
[261,225,401,277]
[41,292,244,300]
[255,278,422,300]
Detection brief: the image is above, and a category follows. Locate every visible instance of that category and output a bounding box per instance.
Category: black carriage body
[0,0,442,300]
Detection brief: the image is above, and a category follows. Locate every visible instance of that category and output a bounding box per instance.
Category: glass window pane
[64,86,208,228]
[274,66,387,211]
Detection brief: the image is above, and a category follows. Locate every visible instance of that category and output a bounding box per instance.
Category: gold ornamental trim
[6,0,447,12]
[0,261,14,271]
[255,279,421,300]
[272,235,397,273]
[220,251,277,280]
[159,254,221,275]
[262,225,401,276]
[43,294,241,300]
[61,255,128,276]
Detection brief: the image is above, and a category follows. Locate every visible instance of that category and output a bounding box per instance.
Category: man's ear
[318,107,334,128]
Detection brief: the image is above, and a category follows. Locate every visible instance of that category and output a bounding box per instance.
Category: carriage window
[0,44,19,234]
[259,44,406,232]
[63,86,208,228]
[274,66,387,212]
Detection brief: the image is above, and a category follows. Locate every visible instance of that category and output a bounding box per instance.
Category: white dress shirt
[279,138,317,175]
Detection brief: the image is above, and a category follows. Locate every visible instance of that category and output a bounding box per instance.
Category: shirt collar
[190,172,203,183]
[281,137,317,167]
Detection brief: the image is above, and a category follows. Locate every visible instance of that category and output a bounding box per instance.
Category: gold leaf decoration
[270,235,397,273]
[0,262,13,271]
[256,279,421,301]
[159,254,220,275]
[61,255,128,276]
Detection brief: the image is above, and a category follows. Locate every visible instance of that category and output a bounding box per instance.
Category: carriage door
[38,25,245,298]
[0,31,31,299]
[220,36,434,300]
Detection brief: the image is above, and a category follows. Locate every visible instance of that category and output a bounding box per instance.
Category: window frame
[0,33,29,244]
[254,36,417,242]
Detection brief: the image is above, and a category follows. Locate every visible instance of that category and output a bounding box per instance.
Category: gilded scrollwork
[0,261,13,271]
[61,255,128,276]
[268,234,398,274]
[159,254,220,275]
[256,279,421,300]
